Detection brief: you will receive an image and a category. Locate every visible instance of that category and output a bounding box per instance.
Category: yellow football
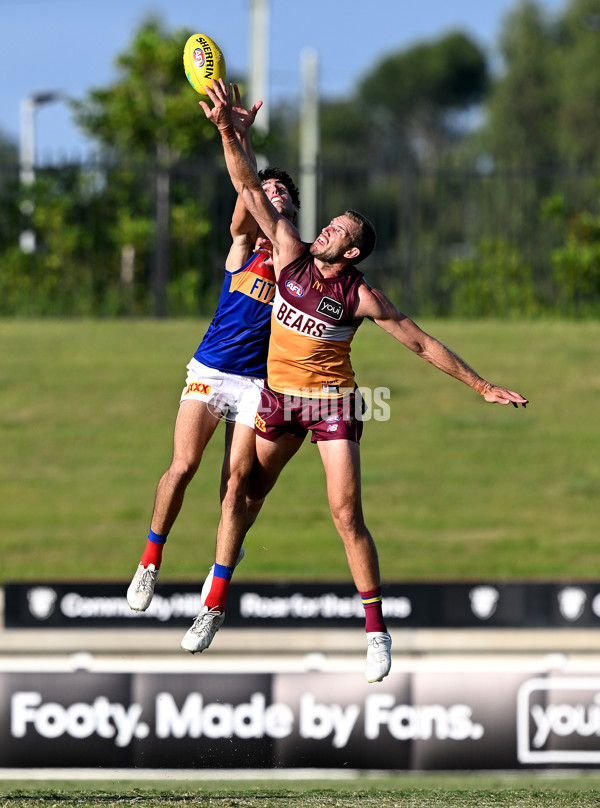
[183,33,226,96]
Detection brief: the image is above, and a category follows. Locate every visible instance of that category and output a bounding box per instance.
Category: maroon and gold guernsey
[268,248,365,399]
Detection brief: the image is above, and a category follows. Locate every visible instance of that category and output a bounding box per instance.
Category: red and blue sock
[361,588,387,633]
[204,563,235,612]
[140,529,168,570]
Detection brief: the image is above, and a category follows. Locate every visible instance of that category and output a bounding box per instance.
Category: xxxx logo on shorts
[255,413,267,432]
[184,382,212,396]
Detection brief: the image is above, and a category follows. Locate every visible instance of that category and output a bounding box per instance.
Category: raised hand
[254,237,273,270]
[231,84,263,137]
[198,78,234,130]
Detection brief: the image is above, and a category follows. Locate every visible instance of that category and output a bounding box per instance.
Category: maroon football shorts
[254,386,364,444]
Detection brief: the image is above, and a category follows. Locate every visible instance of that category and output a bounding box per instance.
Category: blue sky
[1,0,567,161]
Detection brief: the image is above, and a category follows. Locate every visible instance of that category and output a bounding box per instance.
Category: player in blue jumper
[127,92,300,613]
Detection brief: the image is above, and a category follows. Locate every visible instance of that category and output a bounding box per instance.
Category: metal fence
[1,157,599,317]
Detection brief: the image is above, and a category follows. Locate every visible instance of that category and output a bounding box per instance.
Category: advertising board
[3,664,600,770]
[6,581,600,629]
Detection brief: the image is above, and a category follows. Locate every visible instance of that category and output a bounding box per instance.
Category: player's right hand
[254,237,273,269]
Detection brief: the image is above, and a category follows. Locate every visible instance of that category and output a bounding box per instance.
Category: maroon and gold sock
[361,587,387,633]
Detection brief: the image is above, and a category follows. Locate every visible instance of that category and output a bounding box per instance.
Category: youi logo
[285,280,304,297]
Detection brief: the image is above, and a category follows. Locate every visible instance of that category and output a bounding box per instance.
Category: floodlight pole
[249,0,270,169]
[299,48,320,242]
[19,91,65,253]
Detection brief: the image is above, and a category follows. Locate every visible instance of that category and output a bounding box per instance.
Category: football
[183,33,226,96]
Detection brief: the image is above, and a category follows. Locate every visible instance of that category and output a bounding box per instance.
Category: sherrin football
[183,33,226,96]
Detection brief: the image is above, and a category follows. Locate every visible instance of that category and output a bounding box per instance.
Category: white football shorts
[180,358,264,429]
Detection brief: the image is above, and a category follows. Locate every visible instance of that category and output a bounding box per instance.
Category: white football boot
[365,631,392,683]
[181,545,246,653]
[127,563,159,612]
[181,606,226,653]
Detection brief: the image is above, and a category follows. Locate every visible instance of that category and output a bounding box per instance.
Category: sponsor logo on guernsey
[317,296,344,320]
[230,267,276,303]
[325,414,342,423]
[184,382,211,397]
[285,280,305,297]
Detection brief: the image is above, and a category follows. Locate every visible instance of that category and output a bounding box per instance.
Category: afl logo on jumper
[285,280,304,297]
[317,296,344,320]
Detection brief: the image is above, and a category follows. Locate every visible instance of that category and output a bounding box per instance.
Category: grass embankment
[1,318,597,583]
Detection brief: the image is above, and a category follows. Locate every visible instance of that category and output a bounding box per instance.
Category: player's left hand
[483,384,528,408]
[231,84,263,136]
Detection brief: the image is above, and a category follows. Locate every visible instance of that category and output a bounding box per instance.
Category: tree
[72,16,231,315]
[0,130,18,257]
[72,16,225,162]
[268,32,488,173]
[480,1,561,168]
[554,0,600,165]
[354,32,488,167]
[480,0,600,168]
[0,129,17,167]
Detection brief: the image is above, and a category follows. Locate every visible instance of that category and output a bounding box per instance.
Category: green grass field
[1,318,599,584]
[3,775,600,807]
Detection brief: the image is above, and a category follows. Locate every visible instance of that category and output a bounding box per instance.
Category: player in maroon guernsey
[189,80,528,683]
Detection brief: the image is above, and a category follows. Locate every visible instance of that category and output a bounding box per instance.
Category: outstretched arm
[200,79,304,273]
[225,87,263,271]
[355,285,529,407]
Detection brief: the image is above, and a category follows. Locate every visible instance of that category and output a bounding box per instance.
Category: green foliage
[352,32,487,167]
[65,16,234,315]
[488,0,560,165]
[542,189,600,316]
[553,0,600,165]
[6,160,600,318]
[0,159,221,316]
[4,6,600,318]
[442,238,538,317]
[272,32,488,173]
[359,31,487,113]
[318,99,372,166]
[72,16,222,164]
[0,170,99,315]
[481,0,600,168]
